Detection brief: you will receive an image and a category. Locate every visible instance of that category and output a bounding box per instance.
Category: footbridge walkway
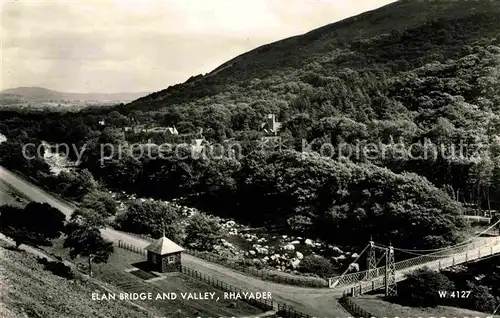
[327,220,500,296]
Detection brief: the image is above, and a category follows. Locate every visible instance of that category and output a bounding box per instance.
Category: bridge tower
[365,240,377,280]
[385,244,397,297]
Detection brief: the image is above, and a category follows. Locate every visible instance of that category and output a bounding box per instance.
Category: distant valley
[0,87,149,111]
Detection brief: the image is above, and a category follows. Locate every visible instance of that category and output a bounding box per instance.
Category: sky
[1,0,396,93]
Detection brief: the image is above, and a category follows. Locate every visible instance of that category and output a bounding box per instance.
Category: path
[4,165,499,316]
[0,165,346,317]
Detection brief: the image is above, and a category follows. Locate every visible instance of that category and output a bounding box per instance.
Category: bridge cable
[383,248,479,258]
[492,303,500,316]
[329,243,369,289]
[376,218,500,254]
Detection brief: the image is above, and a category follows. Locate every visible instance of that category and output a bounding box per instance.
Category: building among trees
[261,114,282,136]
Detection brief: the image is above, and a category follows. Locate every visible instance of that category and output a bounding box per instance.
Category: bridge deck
[342,236,500,295]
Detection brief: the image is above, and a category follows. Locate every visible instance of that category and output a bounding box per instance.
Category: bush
[259,268,329,287]
[81,191,117,216]
[114,200,183,242]
[184,214,223,251]
[398,267,455,307]
[38,258,75,280]
[299,255,336,278]
[464,282,498,313]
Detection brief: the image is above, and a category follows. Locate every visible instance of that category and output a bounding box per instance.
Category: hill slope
[2,0,500,255]
[0,240,157,318]
[125,0,500,112]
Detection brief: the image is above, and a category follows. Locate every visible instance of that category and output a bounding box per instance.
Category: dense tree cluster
[398,266,500,313]
[1,1,500,253]
[184,214,224,251]
[0,202,66,248]
[114,200,184,243]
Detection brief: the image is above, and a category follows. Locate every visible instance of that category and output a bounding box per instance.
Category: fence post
[438,260,441,270]
[465,252,468,262]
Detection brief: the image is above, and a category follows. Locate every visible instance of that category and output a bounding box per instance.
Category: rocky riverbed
[112,191,362,276]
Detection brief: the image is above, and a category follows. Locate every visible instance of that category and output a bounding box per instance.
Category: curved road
[0,166,347,317]
[3,166,498,317]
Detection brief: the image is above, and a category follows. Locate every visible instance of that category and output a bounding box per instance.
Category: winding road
[4,165,498,317]
[0,165,347,317]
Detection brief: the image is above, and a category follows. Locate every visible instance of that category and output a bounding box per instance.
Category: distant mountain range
[0,87,149,108]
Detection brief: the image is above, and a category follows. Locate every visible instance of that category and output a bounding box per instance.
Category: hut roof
[145,236,184,255]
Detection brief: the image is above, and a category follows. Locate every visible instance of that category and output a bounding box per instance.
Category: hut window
[167,255,175,264]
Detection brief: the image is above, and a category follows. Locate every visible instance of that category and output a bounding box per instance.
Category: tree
[70,208,108,229]
[0,139,51,176]
[55,169,98,199]
[184,214,223,251]
[114,200,183,242]
[63,223,113,277]
[81,191,117,217]
[398,267,455,307]
[0,202,65,248]
[299,255,336,277]
[463,282,498,313]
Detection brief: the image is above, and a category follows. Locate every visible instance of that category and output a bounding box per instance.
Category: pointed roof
[145,236,184,255]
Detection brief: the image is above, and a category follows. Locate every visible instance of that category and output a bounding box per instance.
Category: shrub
[299,255,336,277]
[464,282,498,313]
[259,268,329,287]
[398,267,455,307]
[184,214,223,251]
[38,258,75,280]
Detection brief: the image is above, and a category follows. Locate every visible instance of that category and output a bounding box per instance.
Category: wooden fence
[8,170,326,289]
[181,265,274,311]
[338,295,375,318]
[117,240,147,256]
[117,240,312,318]
[181,266,312,318]
[123,231,328,288]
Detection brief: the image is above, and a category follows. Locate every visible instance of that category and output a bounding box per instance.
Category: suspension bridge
[328,219,500,297]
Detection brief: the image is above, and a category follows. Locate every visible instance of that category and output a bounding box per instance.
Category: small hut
[145,234,184,273]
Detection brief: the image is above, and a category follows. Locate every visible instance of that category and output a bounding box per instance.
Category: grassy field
[0,240,159,318]
[40,238,263,317]
[351,294,499,318]
[0,178,30,208]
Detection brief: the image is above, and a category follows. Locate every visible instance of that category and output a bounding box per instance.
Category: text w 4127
[438,290,471,298]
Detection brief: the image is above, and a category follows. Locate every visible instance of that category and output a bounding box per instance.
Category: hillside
[2,0,500,254]
[125,0,500,112]
[0,240,157,318]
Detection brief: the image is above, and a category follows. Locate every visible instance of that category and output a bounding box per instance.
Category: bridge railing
[395,237,500,271]
[330,236,500,288]
[345,236,500,295]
